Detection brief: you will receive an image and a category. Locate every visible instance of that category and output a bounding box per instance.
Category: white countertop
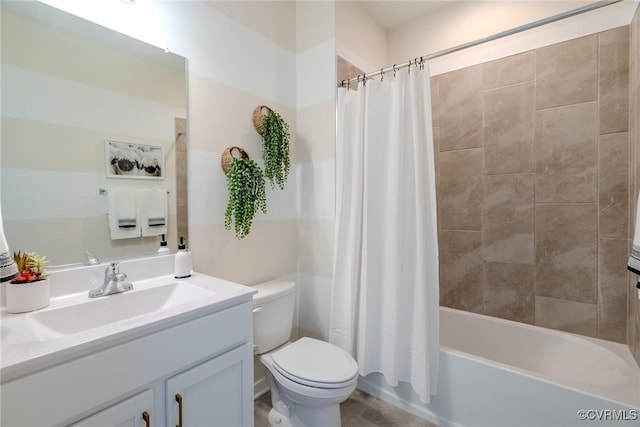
[1,262,256,382]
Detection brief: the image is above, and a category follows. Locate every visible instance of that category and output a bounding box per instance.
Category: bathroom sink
[29,281,215,336]
[1,274,243,350]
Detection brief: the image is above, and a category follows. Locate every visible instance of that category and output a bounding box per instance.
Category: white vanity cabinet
[1,296,255,427]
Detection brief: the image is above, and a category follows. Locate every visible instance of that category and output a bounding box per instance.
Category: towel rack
[99,188,170,195]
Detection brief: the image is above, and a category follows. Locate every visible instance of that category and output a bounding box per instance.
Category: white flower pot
[6,278,50,313]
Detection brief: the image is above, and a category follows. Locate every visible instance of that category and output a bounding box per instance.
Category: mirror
[0,1,188,266]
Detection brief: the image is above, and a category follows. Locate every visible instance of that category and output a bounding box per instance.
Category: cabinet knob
[175,394,183,427]
[142,411,151,427]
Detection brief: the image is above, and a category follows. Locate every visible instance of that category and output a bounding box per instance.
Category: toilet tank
[252,279,296,354]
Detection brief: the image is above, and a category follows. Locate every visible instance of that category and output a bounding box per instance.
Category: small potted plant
[6,251,50,313]
[253,106,291,190]
[224,152,267,239]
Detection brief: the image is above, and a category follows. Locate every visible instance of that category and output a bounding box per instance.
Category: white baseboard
[254,376,269,400]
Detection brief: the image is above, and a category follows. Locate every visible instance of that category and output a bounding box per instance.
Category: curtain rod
[339,0,623,87]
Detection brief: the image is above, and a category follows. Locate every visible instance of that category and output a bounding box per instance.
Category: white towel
[107,189,140,240]
[629,192,640,274]
[140,188,167,237]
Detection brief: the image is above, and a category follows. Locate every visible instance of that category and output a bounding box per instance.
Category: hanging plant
[222,148,267,239]
[253,106,290,190]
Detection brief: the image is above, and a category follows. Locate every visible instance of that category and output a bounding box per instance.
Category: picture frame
[105,140,164,180]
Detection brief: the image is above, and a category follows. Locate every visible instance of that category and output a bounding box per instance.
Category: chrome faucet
[88,262,133,298]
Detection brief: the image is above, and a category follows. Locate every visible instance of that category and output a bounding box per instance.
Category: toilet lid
[271,337,358,387]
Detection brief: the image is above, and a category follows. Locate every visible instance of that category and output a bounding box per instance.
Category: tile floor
[255,389,438,427]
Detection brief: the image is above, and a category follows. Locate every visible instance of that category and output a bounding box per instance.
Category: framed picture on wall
[105,140,164,179]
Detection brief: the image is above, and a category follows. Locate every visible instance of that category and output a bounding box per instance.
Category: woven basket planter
[252,105,273,136]
[220,146,249,175]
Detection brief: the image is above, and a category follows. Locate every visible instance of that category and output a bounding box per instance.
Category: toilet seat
[271,337,358,389]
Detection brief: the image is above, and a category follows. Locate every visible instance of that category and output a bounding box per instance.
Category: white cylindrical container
[174,236,191,278]
[6,278,50,313]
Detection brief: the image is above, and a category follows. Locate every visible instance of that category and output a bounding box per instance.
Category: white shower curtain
[330,66,439,403]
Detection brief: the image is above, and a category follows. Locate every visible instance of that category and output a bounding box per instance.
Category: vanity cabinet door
[70,389,153,427]
[166,343,254,427]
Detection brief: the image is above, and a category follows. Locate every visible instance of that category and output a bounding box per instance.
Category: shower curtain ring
[380,68,384,81]
[393,64,397,77]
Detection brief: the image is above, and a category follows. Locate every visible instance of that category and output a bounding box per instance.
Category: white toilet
[253,279,358,427]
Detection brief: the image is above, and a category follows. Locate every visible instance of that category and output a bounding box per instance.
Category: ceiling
[358,1,451,29]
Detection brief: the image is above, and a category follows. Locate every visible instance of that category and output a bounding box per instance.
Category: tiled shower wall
[629,7,640,364]
[435,27,631,343]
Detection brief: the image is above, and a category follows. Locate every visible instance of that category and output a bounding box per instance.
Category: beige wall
[336,1,387,72]
[629,6,640,365]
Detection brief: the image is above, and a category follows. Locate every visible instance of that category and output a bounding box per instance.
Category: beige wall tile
[599,133,629,238]
[482,174,534,263]
[439,230,484,313]
[599,26,630,134]
[535,296,597,337]
[430,24,634,345]
[483,82,535,174]
[599,239,631,298]
[433,126,440,178]
[536,35,598,109]
[484,262,535,324]
[439,65,483,151]
[598,239,629,342]
[482,51,535,90]
[438,148,484,231]
[535,204,598,303]
[534,102,598,203]
[599,296,628,343]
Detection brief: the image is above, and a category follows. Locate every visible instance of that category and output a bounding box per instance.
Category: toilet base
[268,407,293,427]
[264,369,348,427]
[267,402,341,427]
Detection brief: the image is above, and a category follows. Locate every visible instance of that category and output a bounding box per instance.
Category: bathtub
[358,307,640,427]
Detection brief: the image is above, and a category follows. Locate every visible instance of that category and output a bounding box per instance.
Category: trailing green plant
[12,251,48,283]
[261,109,290,190]
[224,157,267,239]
